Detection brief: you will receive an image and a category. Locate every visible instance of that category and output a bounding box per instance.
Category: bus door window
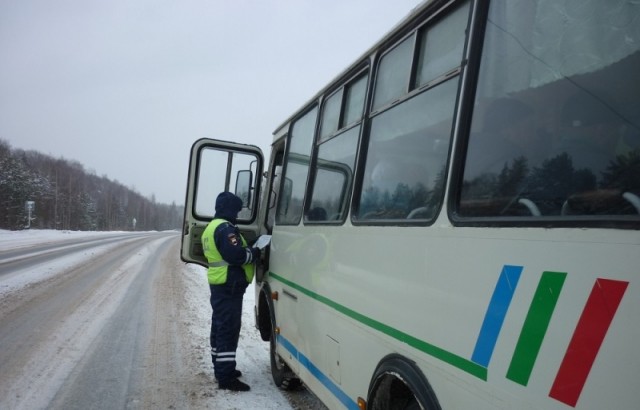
[194,147,260,222]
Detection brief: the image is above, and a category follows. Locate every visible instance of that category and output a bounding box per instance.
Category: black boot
[215,369,242,380]
[219,378,250,391]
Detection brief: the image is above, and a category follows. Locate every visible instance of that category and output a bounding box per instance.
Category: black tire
[368,354,440,410]
[404,397,421,410]
[269,328,301,390]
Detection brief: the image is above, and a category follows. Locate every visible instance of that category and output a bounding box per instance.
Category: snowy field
[0,229,308,410]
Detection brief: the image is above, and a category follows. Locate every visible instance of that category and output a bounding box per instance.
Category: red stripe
[549,279,628,407]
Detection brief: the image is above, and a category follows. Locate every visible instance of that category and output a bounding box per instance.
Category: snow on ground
[0,229,300,410]
[0,229,136,297]
[0,228,126,249]
[180,258,300,410]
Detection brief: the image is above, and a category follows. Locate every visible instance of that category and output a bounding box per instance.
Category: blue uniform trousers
[209,275,247,384]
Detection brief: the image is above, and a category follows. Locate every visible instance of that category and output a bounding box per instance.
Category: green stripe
[269,272,487,380]
[506,271,567,386]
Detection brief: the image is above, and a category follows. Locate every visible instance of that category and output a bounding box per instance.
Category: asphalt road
[0,232,177,409]
[0,231,326,410]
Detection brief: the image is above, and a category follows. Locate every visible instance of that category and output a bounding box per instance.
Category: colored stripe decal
[270,272,487,380]
[472,265,523,367]
[506,271,566,386]
[549,279,629,407]
[278,334,360,410]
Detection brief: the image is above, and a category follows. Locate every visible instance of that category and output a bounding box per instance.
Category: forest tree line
[0,139,183,231]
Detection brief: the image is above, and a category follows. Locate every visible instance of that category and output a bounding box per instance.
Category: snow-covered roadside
[180,263,299,409]
[0,230,139,298]
[0,229,128,250]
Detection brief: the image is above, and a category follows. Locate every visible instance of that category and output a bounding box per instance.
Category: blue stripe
[277,334,360,410]
[471,265,523,367]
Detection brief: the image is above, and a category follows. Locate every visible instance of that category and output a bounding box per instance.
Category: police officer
[202,192,260,391]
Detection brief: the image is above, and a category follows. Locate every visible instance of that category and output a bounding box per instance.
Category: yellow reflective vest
[202,218,254,285]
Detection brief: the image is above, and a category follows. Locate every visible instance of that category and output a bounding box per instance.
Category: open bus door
[181,138,264,267]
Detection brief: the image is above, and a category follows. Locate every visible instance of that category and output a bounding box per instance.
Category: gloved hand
[250,246,261,261]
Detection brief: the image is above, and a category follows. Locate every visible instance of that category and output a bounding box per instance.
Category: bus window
[307,73,367,223]
[266,163,283,232]
[357,79,457,221]
[372,37,413,112]
[343,75,368,126]
[415,2,469,87]
[356,2,469,222]
[319,89,342,142]
[458,0,640,220]
[307,127,358,222]
[276,107,318,225]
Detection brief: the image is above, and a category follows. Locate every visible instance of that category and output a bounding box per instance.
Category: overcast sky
[0,0,423,205]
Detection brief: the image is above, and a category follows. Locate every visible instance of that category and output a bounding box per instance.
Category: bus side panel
[266,223,638,409]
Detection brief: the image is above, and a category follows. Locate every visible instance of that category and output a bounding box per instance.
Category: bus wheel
[270,330,301,390]
[404,397,421,410]
[369,374,421,410]
[368,354,439,410]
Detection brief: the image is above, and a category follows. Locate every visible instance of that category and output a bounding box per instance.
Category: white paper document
[254,235,272,249]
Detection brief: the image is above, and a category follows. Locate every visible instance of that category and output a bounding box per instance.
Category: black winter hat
[215,192,243,215]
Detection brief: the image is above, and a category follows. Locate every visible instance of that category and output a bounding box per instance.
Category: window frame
[351,0,471,227]
[276,104,319,226]
[305,67,370,225]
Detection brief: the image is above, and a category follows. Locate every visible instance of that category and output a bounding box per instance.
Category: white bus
[181,0,640,408]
